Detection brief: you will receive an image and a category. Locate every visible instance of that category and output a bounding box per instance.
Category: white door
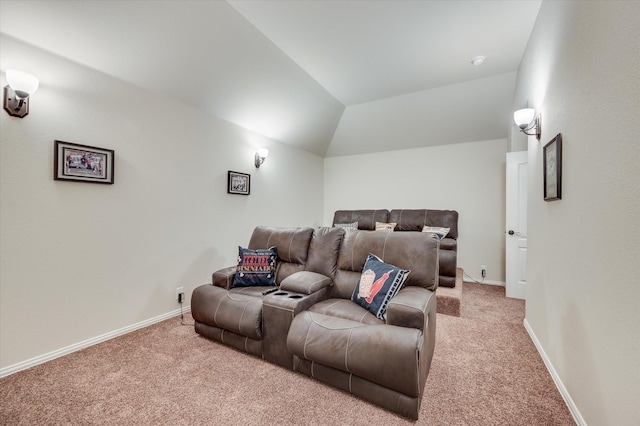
[506,151,528,299]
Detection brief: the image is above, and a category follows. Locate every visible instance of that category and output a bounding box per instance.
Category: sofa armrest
[280,271,332,295]
[386,287,436,330]
[212,266,236,289]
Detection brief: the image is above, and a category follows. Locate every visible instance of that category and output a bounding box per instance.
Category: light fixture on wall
[3,69,40,118]
[255,148,269,168]
[513,108,541,140]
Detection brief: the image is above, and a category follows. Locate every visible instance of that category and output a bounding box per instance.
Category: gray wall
[513,1,640,424]
[0,35,325,371]
[324,138,507,283]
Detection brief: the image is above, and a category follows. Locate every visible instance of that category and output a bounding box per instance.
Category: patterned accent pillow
[334,221,358,230]
[351,253,410,320]
[422,226,450,239]
[375,221,397,232]
[233,246,277,287]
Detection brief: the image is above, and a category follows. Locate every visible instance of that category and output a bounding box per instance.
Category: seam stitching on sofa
[309,314,364,331]
[344,328,354,373]
[237,302,249,336]
[382,232,390,260]
[414,333,420,396]
[226,293,251,302]
[220,329,225,343]
[321,299,342,313]
[263,302,294,313]
[351,232,359,271]
[266,230,273,253]
[214,271,233,289]
[288,233,294,263]
[307,277,327,293]
[348,373,353,393]
[388,301,422,313]
[212,294,226,325]
[302,317,312,360]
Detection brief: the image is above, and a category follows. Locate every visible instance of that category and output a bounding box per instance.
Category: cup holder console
[272,291,304,299]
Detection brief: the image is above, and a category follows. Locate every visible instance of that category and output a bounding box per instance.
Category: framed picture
[227,170,250,195]
[54,140,114,184]
[543,133,562,201]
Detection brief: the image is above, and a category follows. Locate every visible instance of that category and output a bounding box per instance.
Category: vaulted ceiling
[0,0,541,156]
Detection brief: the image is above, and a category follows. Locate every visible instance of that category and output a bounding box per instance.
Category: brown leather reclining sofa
[191,225,440,419]
[333,209,458,287]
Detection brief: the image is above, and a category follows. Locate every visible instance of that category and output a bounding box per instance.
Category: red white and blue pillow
[233,246,277,287]
[351,253,410,320]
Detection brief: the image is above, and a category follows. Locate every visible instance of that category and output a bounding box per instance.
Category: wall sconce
[255,148,269,168]
[3,69,40,118]
[513,108,541,140]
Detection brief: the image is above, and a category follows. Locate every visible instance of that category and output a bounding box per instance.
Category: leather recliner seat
[287,230,438,419]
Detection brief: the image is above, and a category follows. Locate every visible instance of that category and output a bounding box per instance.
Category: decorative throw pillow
[334,221,358,230]
[351,253,410,320]
[233,246,277,287]
[422,226,450,239]
[375,221,397,232]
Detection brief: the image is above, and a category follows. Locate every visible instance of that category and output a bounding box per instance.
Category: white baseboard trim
[0,305,191,378]
[523,318,586,426]
[479,279,505,286]
[461,270,505,286]
[464,278,506,286]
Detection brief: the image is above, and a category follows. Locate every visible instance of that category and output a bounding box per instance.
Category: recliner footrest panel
[192,284,263,340]
[287,311,422,397]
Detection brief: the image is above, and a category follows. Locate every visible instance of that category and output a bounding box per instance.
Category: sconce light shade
[255,148,269,168]
[4,69,40,118]
[513,108,541,140]
[6,69,39,97]
[513,108,535,129]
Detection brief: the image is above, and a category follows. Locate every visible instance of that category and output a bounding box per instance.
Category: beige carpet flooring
[0,283,575,425]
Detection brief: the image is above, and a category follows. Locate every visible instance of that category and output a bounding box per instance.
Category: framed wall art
[54,140,115,184]
[227,170,250,195]
[543,133,562,201]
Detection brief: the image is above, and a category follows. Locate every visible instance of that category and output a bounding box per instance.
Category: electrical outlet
[175,287,184,301]
[481,265,487,278]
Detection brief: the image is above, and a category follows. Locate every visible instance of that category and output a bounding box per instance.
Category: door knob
[508,230,515,235]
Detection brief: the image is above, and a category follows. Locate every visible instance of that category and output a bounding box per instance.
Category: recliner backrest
[305,226,345,279]
[388,209,459,239]
[332,210,389,230]
[248,226,314,284]
[331,230,440,299]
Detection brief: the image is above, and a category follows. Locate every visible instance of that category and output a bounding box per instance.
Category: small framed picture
[227,170,250,195]
[54,140,114,184]
[543,133,562,201]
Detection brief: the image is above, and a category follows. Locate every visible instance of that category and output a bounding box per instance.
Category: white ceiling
[0,0,541,156]
[229,0,541,106]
